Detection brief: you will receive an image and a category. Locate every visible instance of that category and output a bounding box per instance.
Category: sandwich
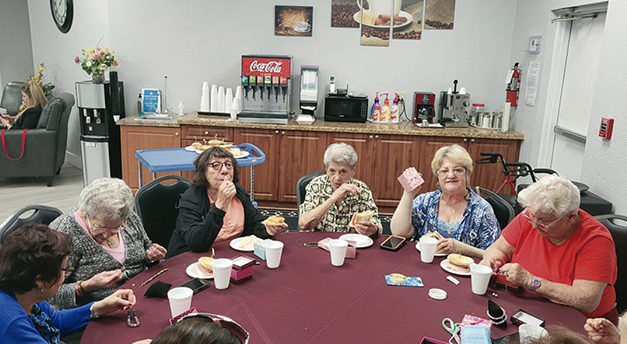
[261,215,285,226]
[198,257,215,273]
[447,253,474,268]
[237,235,259,250]
[350,210,374,227]
[425,231,444,241]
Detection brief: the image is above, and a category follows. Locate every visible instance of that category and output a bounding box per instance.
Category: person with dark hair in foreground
[167,147,286,258]
[0,223,135,343]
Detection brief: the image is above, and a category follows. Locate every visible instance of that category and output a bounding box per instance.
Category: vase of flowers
[74,47,118,84]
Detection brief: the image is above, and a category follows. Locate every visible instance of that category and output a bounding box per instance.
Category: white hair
[518,175,580,218]
[323,143,358,169]
[78,178,134,221]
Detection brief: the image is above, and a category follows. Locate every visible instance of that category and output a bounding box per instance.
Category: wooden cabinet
[235,128,327,203]
[180,126,233,180]
[120,126,181,192]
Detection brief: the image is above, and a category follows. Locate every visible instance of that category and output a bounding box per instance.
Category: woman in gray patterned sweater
[49,178,167,309]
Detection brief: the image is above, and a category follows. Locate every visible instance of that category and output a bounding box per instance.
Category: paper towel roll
[210,84,217,112]
[217,86,225,113]
[225,88,233,116]
[502,102,511,132]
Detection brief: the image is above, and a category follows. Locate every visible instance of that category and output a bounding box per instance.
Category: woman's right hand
[215,181,236,210]
[83,269,123,292]
[584,318,621,344]
[91,289,136,317]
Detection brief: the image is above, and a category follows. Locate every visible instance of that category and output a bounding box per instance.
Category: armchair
[0,92,74,186]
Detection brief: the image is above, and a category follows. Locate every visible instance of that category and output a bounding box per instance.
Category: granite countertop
[118,113,524,140]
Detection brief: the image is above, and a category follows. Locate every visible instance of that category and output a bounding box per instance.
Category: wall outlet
[396,91,407,101]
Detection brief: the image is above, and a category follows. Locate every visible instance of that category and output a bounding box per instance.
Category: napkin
[397,167,424,193]
[318,238,356,259]
[460,314,492,329]
[144,281,171,298]
[385,273,423,287]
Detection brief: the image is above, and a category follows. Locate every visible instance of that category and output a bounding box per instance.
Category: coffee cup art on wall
[294,21,311,33]
[354,0,413,29]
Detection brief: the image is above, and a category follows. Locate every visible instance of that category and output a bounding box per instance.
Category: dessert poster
[359,0,391,47]
[275,6,313,37]
[392,0,423,40]
[424,0,455,30]
[331,0,360,28]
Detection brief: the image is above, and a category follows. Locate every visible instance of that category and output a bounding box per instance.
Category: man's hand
[146,243,167,262]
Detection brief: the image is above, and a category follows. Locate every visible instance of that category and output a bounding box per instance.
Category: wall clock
[50,0,73,33]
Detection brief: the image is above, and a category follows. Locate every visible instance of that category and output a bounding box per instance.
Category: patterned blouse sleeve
[299,177,323,215]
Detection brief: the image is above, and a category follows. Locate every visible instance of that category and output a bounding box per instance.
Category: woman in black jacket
[167,147,287,258]
[0,80,47,129]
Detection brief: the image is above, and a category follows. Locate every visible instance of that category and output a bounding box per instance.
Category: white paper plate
[440,259,471,277]
[415,242,447,257]
[339,233,374,248]
[232,151,250,159]
[184,146,197,151]
[186,262,214,279]
[230,236,259,252]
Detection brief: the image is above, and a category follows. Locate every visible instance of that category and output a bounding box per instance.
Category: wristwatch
[529,276,541,292]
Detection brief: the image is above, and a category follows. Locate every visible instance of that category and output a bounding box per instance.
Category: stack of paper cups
[210,84,217,112]
[200,82,209,112]
[235,86,243,110]
[217,87,225,112]
[225,88,233,116]
[502,102,511,132]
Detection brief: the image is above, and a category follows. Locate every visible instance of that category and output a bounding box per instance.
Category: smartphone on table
[380,235,407,251]
[179,278,211,294]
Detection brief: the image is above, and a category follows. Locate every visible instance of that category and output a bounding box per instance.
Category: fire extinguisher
[506,62,520,107]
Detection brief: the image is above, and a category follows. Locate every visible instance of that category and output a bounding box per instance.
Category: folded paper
[385,273,423,287]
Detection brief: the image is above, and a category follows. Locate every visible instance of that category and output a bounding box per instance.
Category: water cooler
[75,72,125,186]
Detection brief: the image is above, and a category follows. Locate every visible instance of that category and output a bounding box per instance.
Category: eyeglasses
[61,265,74,278]
[209,161,234,171]
[175,312,249,344]
[86,216,126,234]
[522,209,566,232]
[438,167,465,176]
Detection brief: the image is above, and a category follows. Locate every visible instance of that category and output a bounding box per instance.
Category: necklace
[439,195,467,234]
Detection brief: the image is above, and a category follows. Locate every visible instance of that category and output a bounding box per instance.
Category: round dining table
[81,232,586,343]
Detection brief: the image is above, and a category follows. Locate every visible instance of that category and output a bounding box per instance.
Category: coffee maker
[439,80,470,128]
[413,92,435,123]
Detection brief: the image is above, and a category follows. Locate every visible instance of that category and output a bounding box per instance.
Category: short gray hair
[323,143,358,169]
[518,175,580,218]
[78,178,134,221]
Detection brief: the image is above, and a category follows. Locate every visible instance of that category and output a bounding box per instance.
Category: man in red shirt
[480,175,617,321]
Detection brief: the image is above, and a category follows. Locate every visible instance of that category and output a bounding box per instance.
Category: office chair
[0,205,63,243]
[474,187,515,230]
[296,169,325,209]
[595,214,627,313]
[135,175,191,249]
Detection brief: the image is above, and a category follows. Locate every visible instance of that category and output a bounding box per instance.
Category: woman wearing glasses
[480,175,617,321]
[49,178,167,309]
[167,147,286,258]
[391,144,500,258]
[0,223,135,343]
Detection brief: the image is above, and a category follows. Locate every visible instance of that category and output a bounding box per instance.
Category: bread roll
[447,253,474,268]
[198,257,215,272]
[261,215,285,226]
[350,210,374,227]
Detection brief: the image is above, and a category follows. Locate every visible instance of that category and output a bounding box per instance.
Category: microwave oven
[324,95,368,122]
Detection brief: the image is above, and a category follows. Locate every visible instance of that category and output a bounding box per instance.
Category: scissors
[442,318,461,344]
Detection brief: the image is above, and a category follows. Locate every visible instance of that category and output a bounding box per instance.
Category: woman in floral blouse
[299,143,381,235]
[391,144,500,258]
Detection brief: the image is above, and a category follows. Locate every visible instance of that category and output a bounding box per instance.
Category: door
[550,13,605,181]
[278,130,327,203]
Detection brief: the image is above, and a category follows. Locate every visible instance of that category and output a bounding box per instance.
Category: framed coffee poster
[331,0,360,28]
[424,0,455,30]
[275,6,313,37]
[359,0,392,46]
[392,0,423,40]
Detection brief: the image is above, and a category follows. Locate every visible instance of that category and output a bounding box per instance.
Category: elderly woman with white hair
[391,144,500,258]
[298,143,381,235]
[49,178,167,309]
[480,175,617,321]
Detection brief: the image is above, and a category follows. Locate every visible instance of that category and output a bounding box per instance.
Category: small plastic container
[470,103,485,126]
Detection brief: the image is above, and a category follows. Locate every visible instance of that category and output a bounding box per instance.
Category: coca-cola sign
[242,56,291,78]
[250,60,283,73]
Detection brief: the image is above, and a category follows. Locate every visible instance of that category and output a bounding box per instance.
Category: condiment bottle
[381,93,390,121]
[390,93,399,121]
[372,93,381,121]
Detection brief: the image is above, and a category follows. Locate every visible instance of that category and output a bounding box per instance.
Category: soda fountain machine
[239,55,292,124]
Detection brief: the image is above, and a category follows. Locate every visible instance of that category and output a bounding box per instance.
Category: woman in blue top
[391,144,500,258]
[0,223,136,344]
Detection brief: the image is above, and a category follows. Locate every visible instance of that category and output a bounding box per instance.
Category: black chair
[474,187,515,230]
[135,175,191,249]
[296,169,325,209]
[595,214,627,313]
[0,205,62,243]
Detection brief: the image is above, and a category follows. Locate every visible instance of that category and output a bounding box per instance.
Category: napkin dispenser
[230,255,255,284]
[254,239,273,260]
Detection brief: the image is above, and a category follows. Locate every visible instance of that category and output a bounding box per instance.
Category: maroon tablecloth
[81,232,586,343]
